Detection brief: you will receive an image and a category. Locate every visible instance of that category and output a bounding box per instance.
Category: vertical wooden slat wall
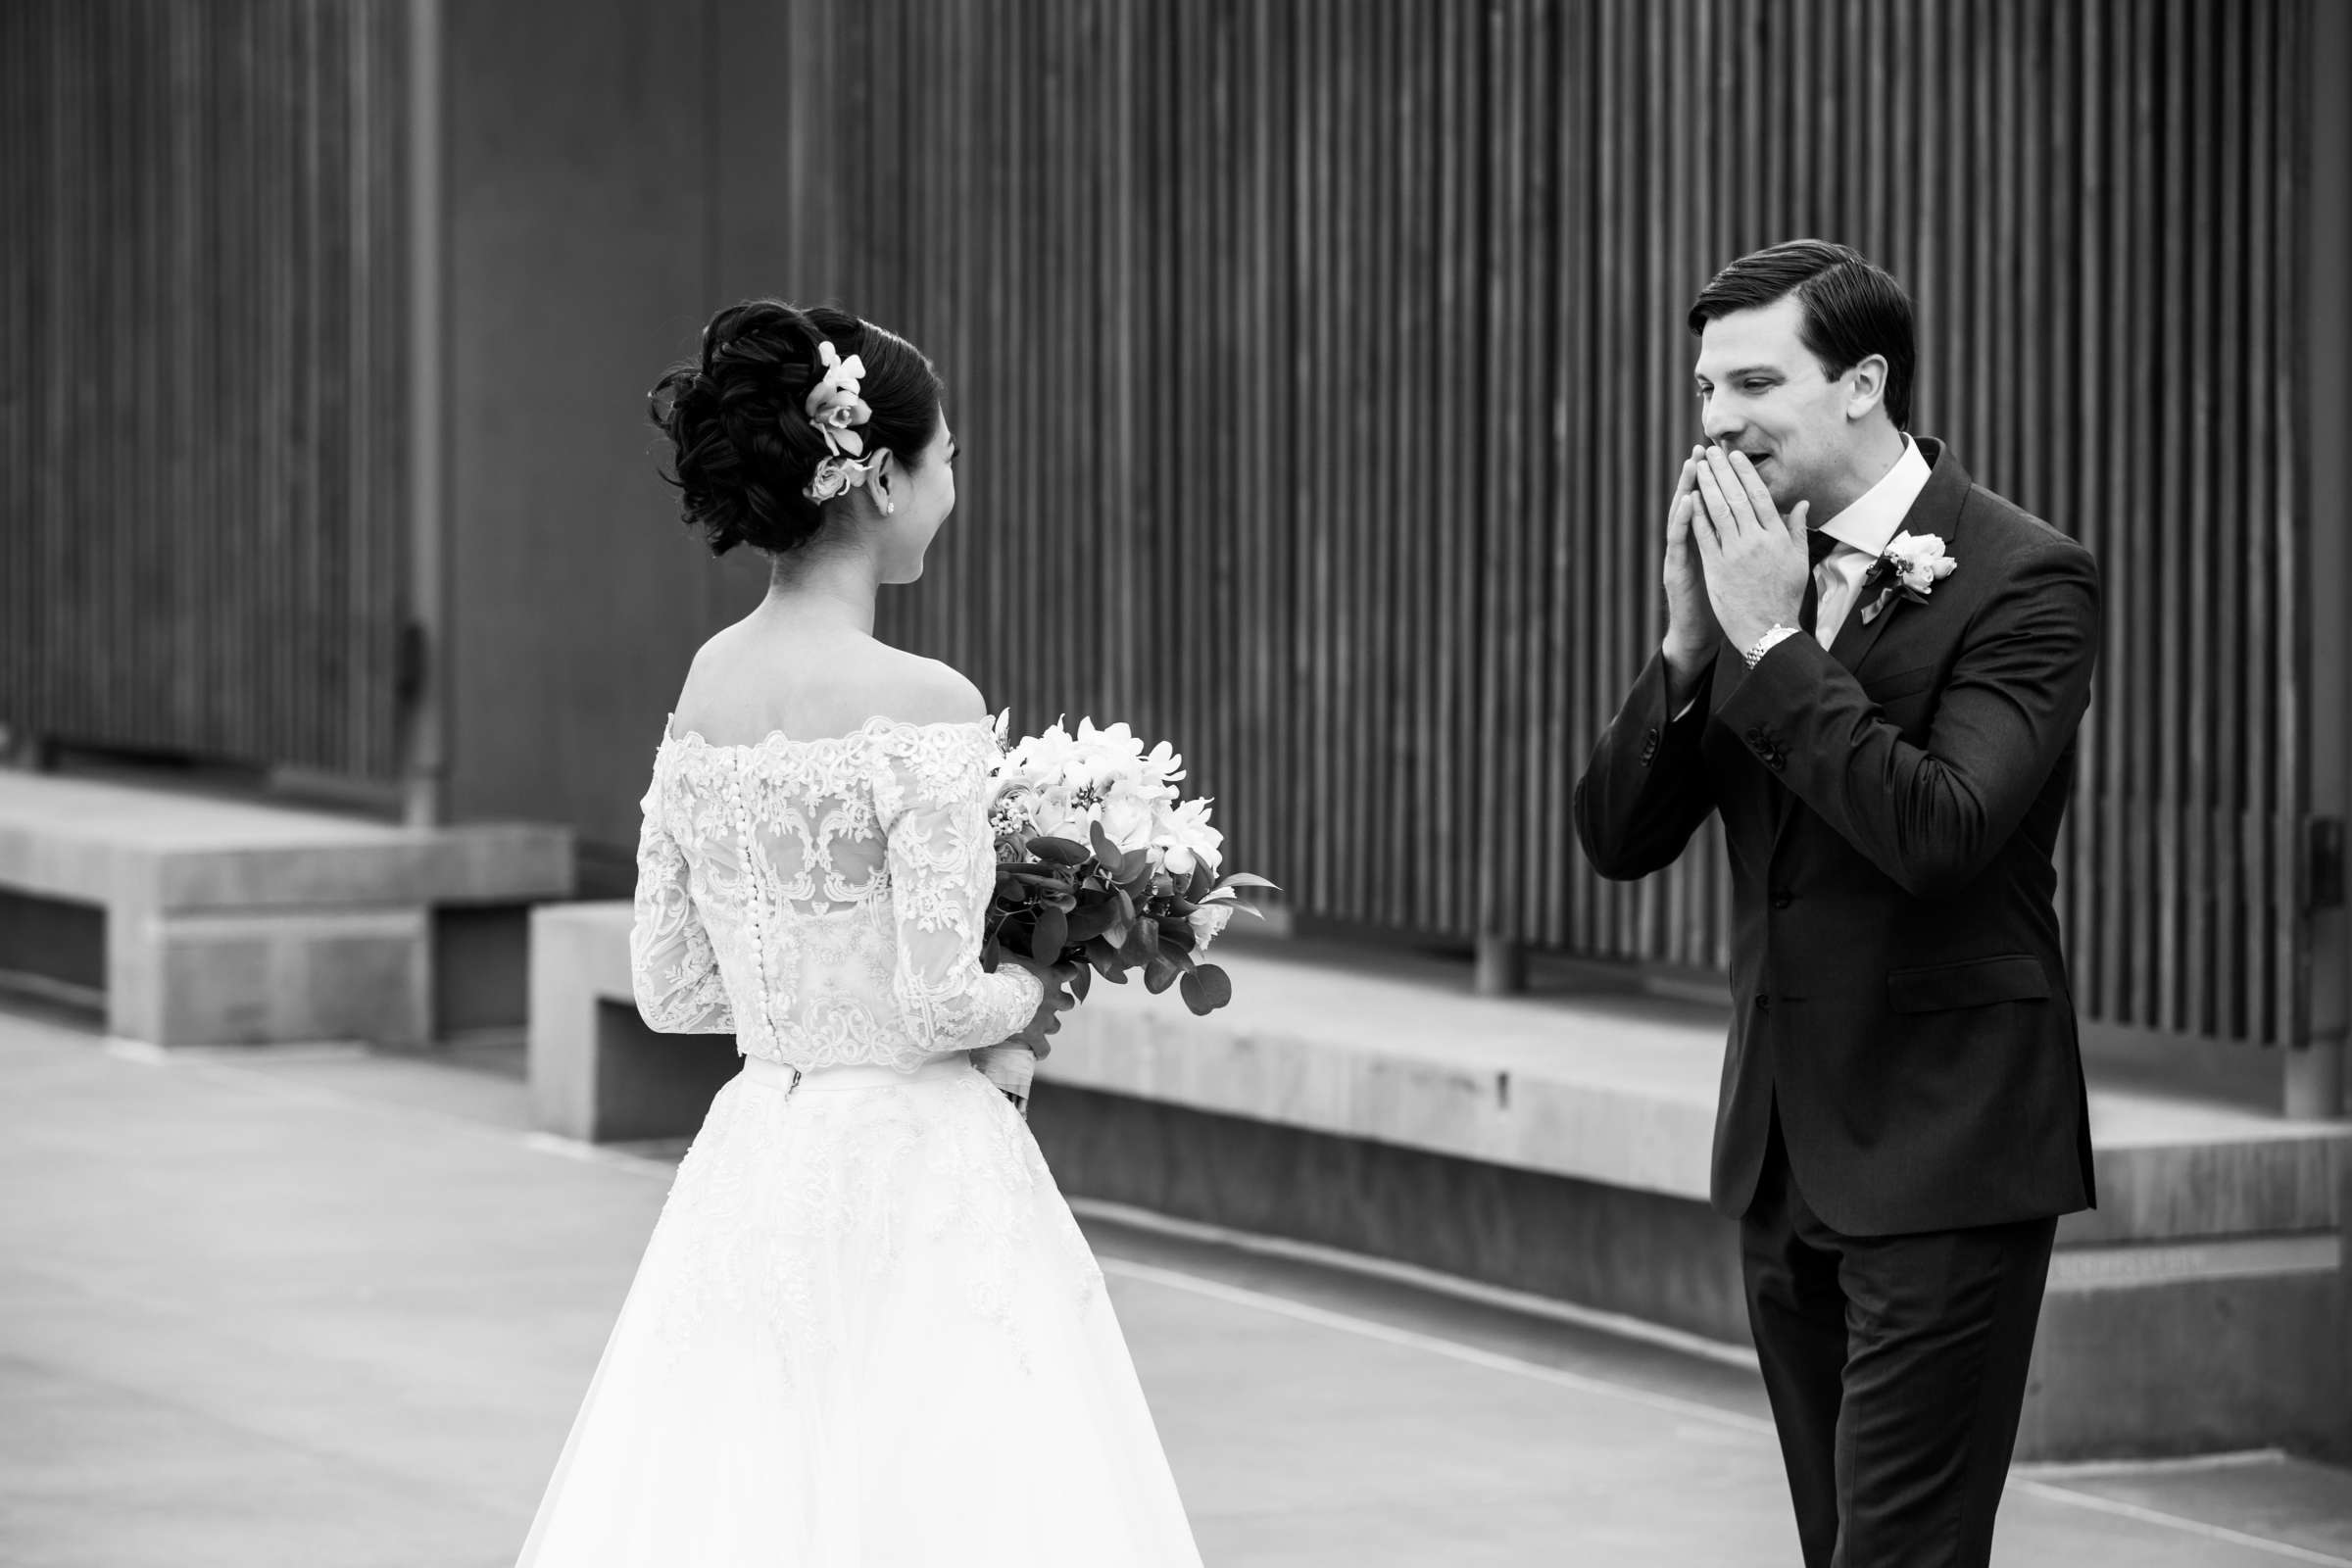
[0,0,409,778]
[0,1,2313,1048]
[775,0,2316,1047]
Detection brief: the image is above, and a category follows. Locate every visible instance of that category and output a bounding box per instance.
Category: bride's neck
[760,545,881,635]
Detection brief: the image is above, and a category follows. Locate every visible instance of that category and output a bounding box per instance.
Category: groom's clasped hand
[1667,444,1815,661]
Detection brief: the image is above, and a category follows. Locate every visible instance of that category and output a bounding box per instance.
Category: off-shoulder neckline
[659,711,998,753]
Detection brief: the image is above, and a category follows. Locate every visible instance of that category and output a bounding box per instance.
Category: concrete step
[0,771,571,1047]
[526,901,2352,1460]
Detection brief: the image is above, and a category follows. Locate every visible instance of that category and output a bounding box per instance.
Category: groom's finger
[1667,488,1696,539]
[1688,491,1727,571]
[1726,451,1779,532]
[1686,475,1725,554]
[1699,447,1757,538]
[1675,446,1703,499]
[1665,451,1702,527]
[1692,460,1743,545]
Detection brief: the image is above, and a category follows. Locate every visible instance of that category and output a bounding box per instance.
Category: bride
[514,300,1204,1566]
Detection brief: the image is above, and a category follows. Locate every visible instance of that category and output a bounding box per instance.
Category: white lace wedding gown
[515,716,1204,1567]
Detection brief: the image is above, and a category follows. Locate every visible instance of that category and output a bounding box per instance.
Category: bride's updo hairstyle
[648,300,945,556]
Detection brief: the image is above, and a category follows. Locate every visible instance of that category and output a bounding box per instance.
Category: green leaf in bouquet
[1187,861,1214,902]
[1090,820,1121,865]
[1118,847,1153,885]
[1156,934,1199,973]
[1214,872,1281,893]
[1067,964,1093,1004]
[1031,906,1070,963]
[1085,936,1127,978]
[1180,962,1234,1015]
[1121,916,1160,964]
[1029,836,1092,867]
[1065,899,1118,944]
[1144,956,1181,995]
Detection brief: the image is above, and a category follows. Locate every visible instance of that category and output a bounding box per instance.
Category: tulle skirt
[515,1052,1203,1568]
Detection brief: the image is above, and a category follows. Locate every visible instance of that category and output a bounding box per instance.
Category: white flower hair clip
[806,451,887,504]
[800,340,891,510]
[806,341,870,455]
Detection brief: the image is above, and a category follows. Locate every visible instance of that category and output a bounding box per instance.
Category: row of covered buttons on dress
[727,751,773,1054]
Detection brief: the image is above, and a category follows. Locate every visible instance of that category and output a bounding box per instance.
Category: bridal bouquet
[972,715,1273,1105]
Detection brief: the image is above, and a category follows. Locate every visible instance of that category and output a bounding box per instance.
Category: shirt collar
[1817,435,1933,560]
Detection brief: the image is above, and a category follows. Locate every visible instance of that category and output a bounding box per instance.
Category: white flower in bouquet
[993,714,1072,784]
[1097,783,1164,855]
[1019,723,1086,783]
[1142,739,1184,783]
[1187,901,1236,953]
[1152,796,1224,877]
[1028,784,1091,842]
[1072,716,1143,762]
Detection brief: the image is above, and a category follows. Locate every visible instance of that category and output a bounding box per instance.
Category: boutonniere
[1858,530,1958,625]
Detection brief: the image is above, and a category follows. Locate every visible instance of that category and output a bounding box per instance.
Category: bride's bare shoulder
[667,633,985,742]
[861,649,988,728]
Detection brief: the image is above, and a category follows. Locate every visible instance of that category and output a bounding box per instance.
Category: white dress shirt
[1805,435,1934,649]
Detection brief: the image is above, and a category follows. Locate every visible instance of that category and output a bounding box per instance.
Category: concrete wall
[442,0,768,869]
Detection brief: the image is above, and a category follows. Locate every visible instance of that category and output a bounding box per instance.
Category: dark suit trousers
[1741,1117,2056,1568]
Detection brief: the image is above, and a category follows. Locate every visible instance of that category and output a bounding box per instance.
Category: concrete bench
[0,770,571,1048]
[528,898,741,1143]
[527,898,2350,1460]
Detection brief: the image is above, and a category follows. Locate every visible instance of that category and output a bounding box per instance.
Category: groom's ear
[1844,355,1891,422]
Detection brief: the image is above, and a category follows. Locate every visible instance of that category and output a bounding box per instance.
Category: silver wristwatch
[1742,624,1801,668]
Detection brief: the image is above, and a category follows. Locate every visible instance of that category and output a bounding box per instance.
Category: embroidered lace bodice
[630,714,1045,1071]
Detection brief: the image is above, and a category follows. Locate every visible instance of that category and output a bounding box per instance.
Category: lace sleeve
[629,769,735,1034]
[871,723,1045,1054]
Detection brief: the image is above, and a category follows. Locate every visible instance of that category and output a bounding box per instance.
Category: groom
[1573,241,2098,1566]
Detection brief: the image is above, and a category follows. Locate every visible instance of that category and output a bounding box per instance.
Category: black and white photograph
[2,2,2350,1564]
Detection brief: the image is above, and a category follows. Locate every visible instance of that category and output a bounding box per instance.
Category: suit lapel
[1826,437,1971,678]
[1769,438,1973,851]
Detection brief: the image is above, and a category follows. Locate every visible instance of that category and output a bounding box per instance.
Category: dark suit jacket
[1573,438,2099,1237]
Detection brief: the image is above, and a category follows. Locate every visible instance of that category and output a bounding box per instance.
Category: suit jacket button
[1770,891,1791,909]
[1754,992,1771,1012]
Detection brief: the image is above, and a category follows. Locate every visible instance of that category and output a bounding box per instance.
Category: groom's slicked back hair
[1689,240,1916,429]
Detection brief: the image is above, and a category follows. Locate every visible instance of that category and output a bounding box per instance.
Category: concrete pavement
[1,1003,2348,1567]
